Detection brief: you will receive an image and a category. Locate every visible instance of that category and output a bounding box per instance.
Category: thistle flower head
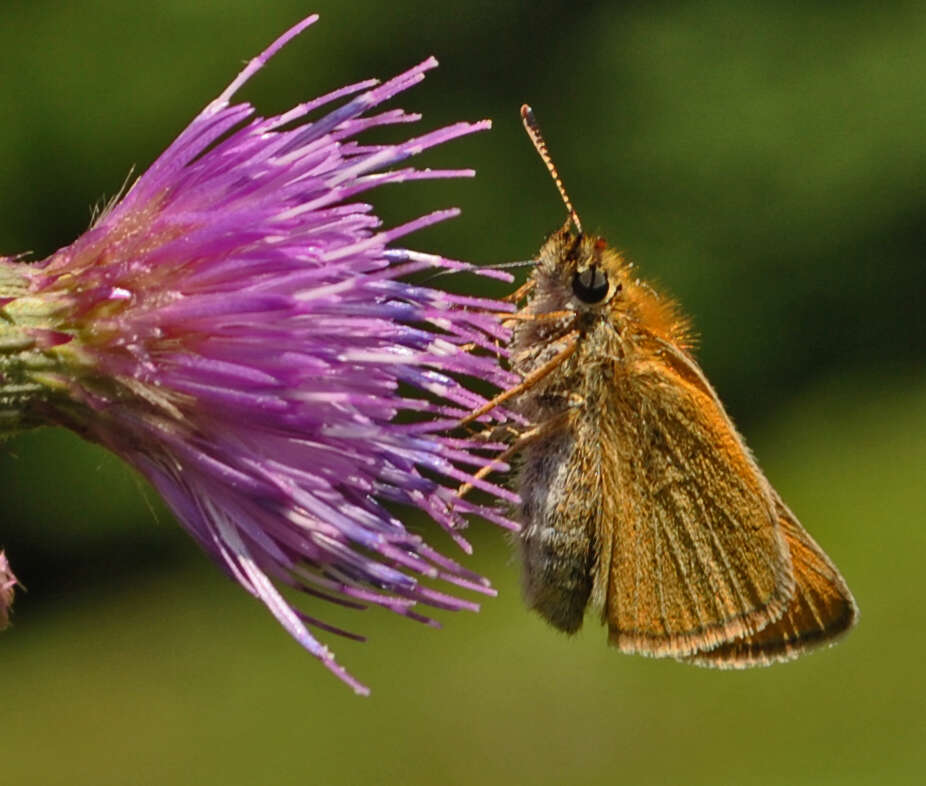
[0,16,516,694]
[0,551,17,630]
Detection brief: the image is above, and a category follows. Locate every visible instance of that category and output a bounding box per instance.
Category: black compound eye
[571,267,610,303]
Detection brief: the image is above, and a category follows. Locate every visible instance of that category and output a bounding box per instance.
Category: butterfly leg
[503,278,536,303]
[455,424,543,500]
[457,331,579,428]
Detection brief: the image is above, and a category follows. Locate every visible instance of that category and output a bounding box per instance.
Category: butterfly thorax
[510,229,692,421]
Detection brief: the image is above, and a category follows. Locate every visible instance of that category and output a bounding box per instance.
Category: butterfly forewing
[600,350,795,658]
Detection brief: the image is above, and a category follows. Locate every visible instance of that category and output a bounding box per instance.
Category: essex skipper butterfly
[463,105,858,666]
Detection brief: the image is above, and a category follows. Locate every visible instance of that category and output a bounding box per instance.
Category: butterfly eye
[572,267,610,303]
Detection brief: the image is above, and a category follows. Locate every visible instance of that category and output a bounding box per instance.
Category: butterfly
[462,105,858,667]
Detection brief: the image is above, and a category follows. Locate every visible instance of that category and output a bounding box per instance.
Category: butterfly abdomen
[519,426,598,633]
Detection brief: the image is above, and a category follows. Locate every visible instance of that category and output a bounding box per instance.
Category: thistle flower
[0,16,517,694]
[0,551,17,630]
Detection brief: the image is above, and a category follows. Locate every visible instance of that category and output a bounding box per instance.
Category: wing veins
[654,421,735,626]
[657,485,721,631]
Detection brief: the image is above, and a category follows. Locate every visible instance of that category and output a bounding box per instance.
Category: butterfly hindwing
[684,492,858,666]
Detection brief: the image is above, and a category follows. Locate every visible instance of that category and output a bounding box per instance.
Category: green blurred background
[1,1,924,784]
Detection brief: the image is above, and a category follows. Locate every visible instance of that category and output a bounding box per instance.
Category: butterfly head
[538,224,626,314]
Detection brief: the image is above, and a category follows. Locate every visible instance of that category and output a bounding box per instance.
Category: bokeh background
[1,1,924,784]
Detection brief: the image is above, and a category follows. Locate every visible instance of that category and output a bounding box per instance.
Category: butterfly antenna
[520,104,583,235]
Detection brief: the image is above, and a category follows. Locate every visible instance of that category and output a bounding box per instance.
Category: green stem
[0,259,71,435]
